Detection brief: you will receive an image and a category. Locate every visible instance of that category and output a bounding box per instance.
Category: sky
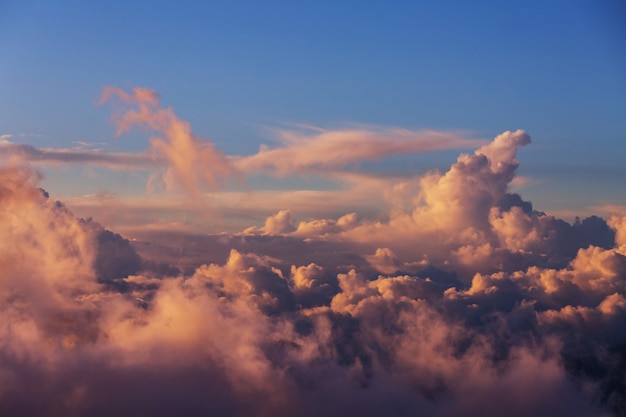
[1,0,625,232]
[1,1,626,416]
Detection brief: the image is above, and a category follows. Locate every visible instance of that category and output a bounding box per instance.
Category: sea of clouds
[1,89,625,416]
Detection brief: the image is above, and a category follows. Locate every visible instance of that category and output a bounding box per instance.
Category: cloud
[100,86,239,195]
[0,140,156,169]
[244,209,297,235]
[609,214,626,247]
[0,133,43,142]
[271,130,616,278]
[365,247,401,274]
[289,263,338,308]
[293,212,361,238]
[0,165,98,299]
[409,129,530,232]
[2,129,626,416]
[234,125,486,175]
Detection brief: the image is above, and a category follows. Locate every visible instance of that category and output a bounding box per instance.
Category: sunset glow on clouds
[2,1,626,416]
[1,89,625,416]
[233,126,486,175]
[100,86,239,195]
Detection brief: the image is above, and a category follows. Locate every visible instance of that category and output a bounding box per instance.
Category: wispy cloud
[0,141,156,169]
[234,125,487,175]
[100,86,239,195]
[0,133,43,142]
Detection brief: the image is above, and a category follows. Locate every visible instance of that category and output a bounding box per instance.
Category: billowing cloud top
[1,95,625,416]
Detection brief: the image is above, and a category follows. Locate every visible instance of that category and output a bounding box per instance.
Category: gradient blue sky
[1,0,625,228]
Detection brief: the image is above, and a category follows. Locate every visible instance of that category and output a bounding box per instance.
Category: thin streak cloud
[234,126,487,175]
[0,141,156,169]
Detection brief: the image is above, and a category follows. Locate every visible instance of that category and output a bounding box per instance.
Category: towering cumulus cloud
[1,126,624,416]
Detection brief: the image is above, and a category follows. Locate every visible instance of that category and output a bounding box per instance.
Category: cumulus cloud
[294,212,361,238]
[409,129,530,233]
[243,209,297,235]
[270,130,531,244]
[609,214,626,247]
[365,247,401,274]
[2,128,626,416]
[271,130,616,278]
[0,165,98,299]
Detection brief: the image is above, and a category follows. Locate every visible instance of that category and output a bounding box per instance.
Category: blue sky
[1,0,625,230]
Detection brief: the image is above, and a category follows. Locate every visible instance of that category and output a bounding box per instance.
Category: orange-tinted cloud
[1,129,624,416]
[234,126,486,175]
[100,86,238,195]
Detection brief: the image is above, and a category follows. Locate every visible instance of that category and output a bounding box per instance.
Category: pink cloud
[0,160,619,415]
[100,86,239,195]
[4,107,626,416]
[234,126,486,175]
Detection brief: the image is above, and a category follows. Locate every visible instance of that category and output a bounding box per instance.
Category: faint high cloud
[0,141,156,169]
[100,86,239,195]
[234,125,487,175]
[0,133,43,142]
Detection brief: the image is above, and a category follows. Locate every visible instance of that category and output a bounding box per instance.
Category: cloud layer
[1,125,625,416]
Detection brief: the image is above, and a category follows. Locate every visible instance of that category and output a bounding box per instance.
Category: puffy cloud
[243,209,297,235]
[489,206,545,252]
[539,292,626,345]
[410,129,530,233]
[192,249,296,314]
[290,263,332,291]
[609,214,626,247]
[281,131,530,245]
[324,269,602,416]
[263,209,297,234]
[0,165,99,301]
[3,127,626,416]
[288,263,337,308]
[281,130,616,281]
[294,212,361,238]
[365,247,400,274]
